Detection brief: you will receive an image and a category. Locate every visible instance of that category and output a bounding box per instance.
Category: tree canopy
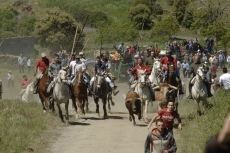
[33,7,84,53]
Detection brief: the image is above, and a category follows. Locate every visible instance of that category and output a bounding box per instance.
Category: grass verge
[178,90,230,153]
[0,100,60,153]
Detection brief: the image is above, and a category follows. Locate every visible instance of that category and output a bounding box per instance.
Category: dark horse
[164,64,180,112]
[72,71,89,117]
[93,72,109,118]
[37,67,52,112]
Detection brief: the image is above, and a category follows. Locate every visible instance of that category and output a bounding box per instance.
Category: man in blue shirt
[18,54,25,73]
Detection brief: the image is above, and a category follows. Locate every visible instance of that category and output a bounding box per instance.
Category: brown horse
[37,67,52,112]
[72,71,89,117]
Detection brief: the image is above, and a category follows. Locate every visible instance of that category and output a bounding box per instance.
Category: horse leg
[85,97,89,112]
[107,95,111,111]
[39,93,46,112]
[76,98,84,116]
[56,103,64,122]
[102,97,108,118]
[144,100,149,123]
[94,96,100,117]
[195,100,202,116]
[132,114,136,126]
[65,100,69,124]
[174,97,179,112]
[202,98,209,115]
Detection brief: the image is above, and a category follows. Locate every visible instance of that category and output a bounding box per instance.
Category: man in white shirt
[219,67,230,90]
[69,56,86,79]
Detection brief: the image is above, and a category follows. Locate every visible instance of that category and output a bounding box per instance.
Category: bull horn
[168,84,178,90]
[152,86,160,90]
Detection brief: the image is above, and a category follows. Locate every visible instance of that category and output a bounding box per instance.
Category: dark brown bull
[125,91,142,126]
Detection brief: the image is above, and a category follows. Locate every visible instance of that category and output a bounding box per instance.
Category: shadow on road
[69,122,90,126]
[136,124,148,127]
[106,115,124,120]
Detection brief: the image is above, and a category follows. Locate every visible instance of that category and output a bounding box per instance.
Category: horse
[148,58,162,86]
[191,67,209,116]
[134,69,152,123]
[52,69,71,123]
[71,71,89,117]
[21,82,34,102]
[37,67,52,112]
[93,71,109,118]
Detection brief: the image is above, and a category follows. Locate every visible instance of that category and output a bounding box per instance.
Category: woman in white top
[27,56,31,74]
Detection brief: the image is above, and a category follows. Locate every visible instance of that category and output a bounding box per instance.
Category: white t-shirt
[27,59,31,66]
[69,61,76,75]
[219,73,230,90]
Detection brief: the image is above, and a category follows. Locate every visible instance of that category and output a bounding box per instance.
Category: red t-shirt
[158,108,180,130]
[21,79,31,89]
[129,47,135,55]
[36,58,50,72]
[131,64,151,79]
[160,56,177,71]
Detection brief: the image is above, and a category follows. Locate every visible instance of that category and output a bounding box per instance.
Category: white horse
[191,67,209,115]
[148,58,162,86]
[52,69,71,123]
[134,69,152,123]
[21,82,34,102]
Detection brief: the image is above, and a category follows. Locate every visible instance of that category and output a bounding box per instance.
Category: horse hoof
[133,122,136,126]
[43,110,47,113]
[98,113,100,117]
[111,102,115,106]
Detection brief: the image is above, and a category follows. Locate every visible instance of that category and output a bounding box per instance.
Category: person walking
[18,54,25,73]
[219,67,230,90]
[147,101,182,134]
[226,54,230,68]
[7,71,14,88]
[144,119,177,153]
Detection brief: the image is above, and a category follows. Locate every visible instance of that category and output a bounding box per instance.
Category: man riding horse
[33,53,50,94]
[187,54,213,99]
[89,56,119,96]
[47,54,62,93]
[160,50,184,94]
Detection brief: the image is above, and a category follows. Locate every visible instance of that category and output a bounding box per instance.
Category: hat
[134,54,139,58]
[41,53,46,57]
[80,59,87,62]
[75,55,81,59]
[126,46,130,49]
[79,52,84,55]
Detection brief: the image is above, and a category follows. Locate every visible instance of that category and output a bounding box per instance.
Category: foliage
[151,15,179,40]
[128,4,152,30]
[87,11,110,27]
[96,20,139,45]
[33,7,84,53]
[181,7,194,29]
[172,0,190,24]
[167,0,174,6]
[0,100,59,153]
[128,0,163,30]
[221,29,230,49]
[180,90,230,153]
[16,16,37,36]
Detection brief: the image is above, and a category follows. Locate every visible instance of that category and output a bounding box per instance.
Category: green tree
[221,29,230,50]
[33,7,84,53]
[172,0,190,24]
[16,16,36,36]
[152,15,179,40]
[181,7,194,29]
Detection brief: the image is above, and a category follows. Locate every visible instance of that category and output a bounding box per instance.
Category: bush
[179,90,230,153]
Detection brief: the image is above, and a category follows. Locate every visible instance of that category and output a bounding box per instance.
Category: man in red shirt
[131,57,151,79]
[33,53,50,94]
[21,75,31,89]
[160,50,184,94]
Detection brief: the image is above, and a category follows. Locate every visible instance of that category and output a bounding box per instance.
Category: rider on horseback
[47,54,62,93]
[187,54,213,99]
[33,53,50,94]
[89,56,119,96]
[128,54,139,85]
[160,50,184,94]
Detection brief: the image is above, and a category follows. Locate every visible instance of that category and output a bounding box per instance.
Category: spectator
[185,61,190,78]
[144,119,177,153]
[226,54,230,68]
[181,61,187,78]
[7,71,14,88]
[27,56,31,74]
[202,54,208,63]
[18,54,25,73]
[219,51,225,69]
[205,114,230,153]
[219,67,230,90]
[113,51,119,71]
[117,43,124,54]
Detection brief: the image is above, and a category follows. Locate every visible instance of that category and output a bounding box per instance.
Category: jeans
[90,76,114,88]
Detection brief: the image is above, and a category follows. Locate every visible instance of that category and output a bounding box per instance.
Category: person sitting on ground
[205,114,230,153]
[219,67,230,90]
[147,101,182,134]
[144,119,177,153]
[89,56,119,96]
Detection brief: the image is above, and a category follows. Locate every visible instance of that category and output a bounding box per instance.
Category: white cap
[134,54,139,58]
[79,52,84,55]
[41,53,46,57]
